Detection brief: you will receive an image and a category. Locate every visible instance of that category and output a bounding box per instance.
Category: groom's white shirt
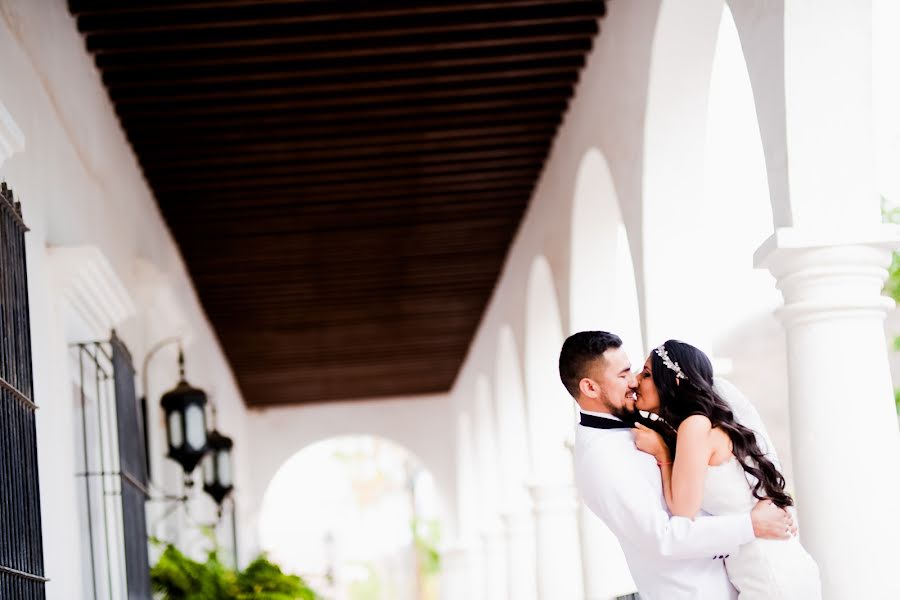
[575,410,755,600]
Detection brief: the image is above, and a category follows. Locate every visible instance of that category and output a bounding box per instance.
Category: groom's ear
[578,377,599,399]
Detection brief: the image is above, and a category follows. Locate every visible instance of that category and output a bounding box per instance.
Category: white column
[458,537,486,600]
[481,520,509,600]
[501,509,538,600]
[579,503,636,600]
[755,227,900,600]
[529,481,584,600]
[438,542,471,600]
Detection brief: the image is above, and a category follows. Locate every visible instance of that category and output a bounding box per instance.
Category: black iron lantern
[202,429,234,506]
[160,349,208,474]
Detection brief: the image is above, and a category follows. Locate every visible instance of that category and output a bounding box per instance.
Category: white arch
[493,326,531,510]
[244,397,456,550]
[569,147,644,362]
[524,255,573,482]
[473,375,502,524]
[642,0,725,349]
[455,411,480,541]
[257,434,447,585]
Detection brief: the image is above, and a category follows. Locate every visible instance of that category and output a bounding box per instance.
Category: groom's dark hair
[558,331,622,398]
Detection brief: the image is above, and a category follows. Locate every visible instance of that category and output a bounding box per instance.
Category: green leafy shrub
[151,543,319,600]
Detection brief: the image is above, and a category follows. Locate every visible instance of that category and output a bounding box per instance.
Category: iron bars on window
[0,182,47,599]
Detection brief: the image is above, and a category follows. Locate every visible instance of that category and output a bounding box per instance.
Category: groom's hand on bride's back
[751,499,797,540]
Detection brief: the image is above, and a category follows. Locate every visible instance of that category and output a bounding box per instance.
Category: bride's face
[635,357,661,413]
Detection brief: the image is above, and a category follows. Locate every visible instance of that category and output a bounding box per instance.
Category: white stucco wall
[0,1,254,597]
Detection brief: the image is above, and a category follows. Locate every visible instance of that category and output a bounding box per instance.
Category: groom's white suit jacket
[574,379,776,600]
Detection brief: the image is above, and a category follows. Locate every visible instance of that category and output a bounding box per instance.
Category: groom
[560,331,794,600]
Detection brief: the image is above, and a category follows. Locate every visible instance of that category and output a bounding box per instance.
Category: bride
[632,340,822,599]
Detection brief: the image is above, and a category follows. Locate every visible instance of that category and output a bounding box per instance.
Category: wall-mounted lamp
[159,348,209,477]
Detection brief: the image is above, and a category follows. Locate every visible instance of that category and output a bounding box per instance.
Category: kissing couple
[561,331,822,599]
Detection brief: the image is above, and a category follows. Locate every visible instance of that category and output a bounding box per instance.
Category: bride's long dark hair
[651,340,793,508]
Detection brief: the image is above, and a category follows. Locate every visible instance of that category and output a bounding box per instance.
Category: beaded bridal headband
[654,343,687,381]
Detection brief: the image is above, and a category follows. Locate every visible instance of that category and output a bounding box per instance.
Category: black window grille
[0,183,47,598]
[74,333,151,600]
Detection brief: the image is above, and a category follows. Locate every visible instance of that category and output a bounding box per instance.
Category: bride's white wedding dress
[702,457,822,599]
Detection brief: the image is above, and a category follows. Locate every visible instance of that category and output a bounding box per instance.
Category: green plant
[150,542,319,600]
[411,518,441,577]
[882,201,900,415]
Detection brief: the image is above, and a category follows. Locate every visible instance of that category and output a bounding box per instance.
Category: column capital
[480,518,506,541]
[754,225,900,267]
[753,225,899,327]
[527,480,579,514]
[499,507,535,536]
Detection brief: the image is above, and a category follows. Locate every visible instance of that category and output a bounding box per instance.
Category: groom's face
[587,347,637,416]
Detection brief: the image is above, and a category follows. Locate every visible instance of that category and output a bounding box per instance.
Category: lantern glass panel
[217,448,232,487]
[202,452,215,486]
[168,411,183,449]
[185,404,206,449]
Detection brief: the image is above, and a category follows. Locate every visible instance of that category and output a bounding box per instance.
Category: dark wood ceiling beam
[140,129,554,167]
[112,76,576,116]
[94,27,596,69]
[199,277,504,303]
[178,231,518,265]
[210,303,488,327]
[151,166,540,199]
[139,117,549,152]
[148,156,544,191]
[114,88,574,122]
[158,185,534,217]
[102,44,589,88]
[154,176,536,201]
[207,297,486,324]
[120,101,567,136]
[74,0,603,30]
[147,145,548,182]
[107,60,584,103]
[132,121,557,153]
[196,256,512,288]
[140,133,554,171]
[165,183,537,216]
[183,240,516,269]
[150,164,541,197]
[224,341,481,369]
[165,201,529,237]
[84,8,602,54]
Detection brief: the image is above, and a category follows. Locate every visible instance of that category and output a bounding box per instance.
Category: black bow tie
[579,412,635,430]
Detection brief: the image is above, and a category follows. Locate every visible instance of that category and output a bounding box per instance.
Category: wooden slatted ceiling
[69,0,607,406]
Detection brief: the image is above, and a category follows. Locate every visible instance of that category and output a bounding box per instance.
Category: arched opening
[700,6,792,480]
[258,436,446,600]
[642,0,724,347]
[524,256,573,482]
[473,375,501,524]
[568,151,641,598]
[493,326,530,510]
[569,148,644,362]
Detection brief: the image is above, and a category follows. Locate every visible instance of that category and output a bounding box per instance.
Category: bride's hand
[634,423,670,462]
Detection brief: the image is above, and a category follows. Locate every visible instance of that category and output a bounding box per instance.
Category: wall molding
[47,244,136,343]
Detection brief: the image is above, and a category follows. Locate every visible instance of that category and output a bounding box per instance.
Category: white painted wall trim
[47,244,137,343]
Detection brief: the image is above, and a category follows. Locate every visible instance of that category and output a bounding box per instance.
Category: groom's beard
[600,389,639,423]
[610,405,639,424]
